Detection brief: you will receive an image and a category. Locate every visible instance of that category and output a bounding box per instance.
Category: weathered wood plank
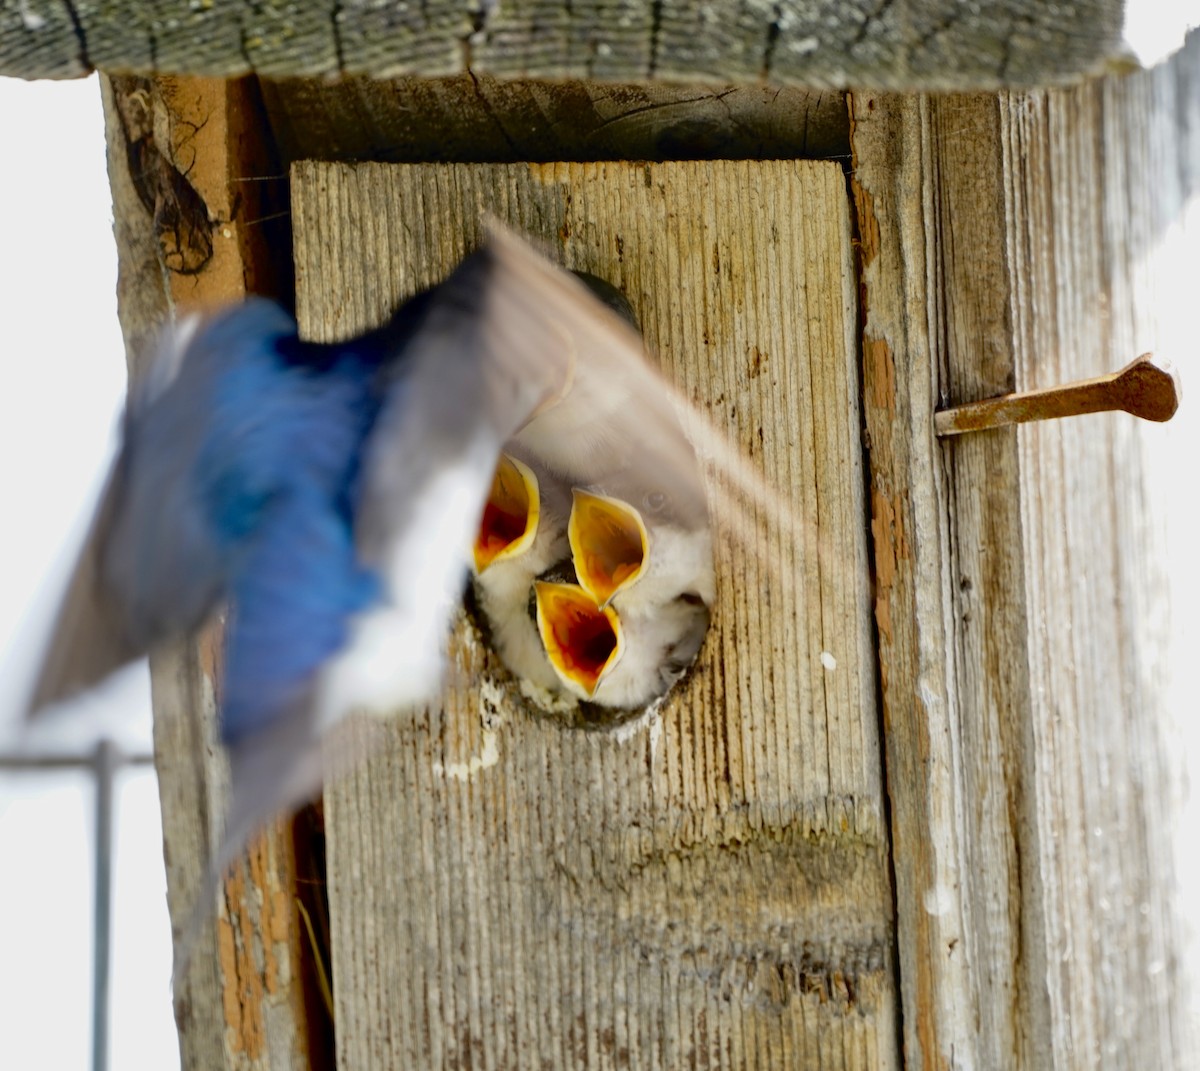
[292,158,896,1069]
[850,89,996,1071]
[1001,56,1197,1068]
[850,31,1200,1071]
[3,0,1132,88]
[103,74,314,1070]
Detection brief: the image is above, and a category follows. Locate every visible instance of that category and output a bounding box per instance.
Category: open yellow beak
[474,454,540,573]
[534,581,624,697]
[567,490,648,607]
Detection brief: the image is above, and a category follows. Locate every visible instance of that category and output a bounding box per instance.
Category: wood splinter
[934,353,1181,437]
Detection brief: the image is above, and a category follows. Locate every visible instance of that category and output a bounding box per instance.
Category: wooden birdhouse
[4,4,1196,1068]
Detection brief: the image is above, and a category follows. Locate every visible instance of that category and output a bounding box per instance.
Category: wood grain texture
[850,91,1000,1071]
[1001,53,1198,1068]
[291,159,896,1069]
[104,75,312,1070]
[260,77,848,167]
[3,0,1125,88]
[850,32,1200,1071]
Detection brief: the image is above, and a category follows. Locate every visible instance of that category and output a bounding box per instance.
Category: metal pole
[92,739,118,1071]
[0,752,152,770]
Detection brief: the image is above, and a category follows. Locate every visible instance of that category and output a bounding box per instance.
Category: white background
[0,75,178,1071]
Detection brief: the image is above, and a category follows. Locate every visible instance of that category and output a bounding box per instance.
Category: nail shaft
[935,353,1180,437]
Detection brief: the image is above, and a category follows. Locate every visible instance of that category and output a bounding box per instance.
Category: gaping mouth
[474,454,540,573]
[534,581,624,697]
[568,490,648,607]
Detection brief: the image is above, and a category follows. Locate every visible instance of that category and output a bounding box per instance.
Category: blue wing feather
[192,323,395,741]
[221,488,380,742]
[197,332,383,544]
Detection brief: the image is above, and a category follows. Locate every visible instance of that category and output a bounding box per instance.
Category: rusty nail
[934,353,1181,437]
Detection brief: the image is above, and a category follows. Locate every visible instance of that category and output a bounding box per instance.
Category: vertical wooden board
[1000,42,1199,1070]
[924,95,1049,1071]
[851,33,1200,1071]
[291,159,896,1069]
[850,93,1021,1071]
[105,75,311,1071]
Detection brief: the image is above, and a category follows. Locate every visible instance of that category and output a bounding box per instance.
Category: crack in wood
[58,0,92,71]
[329,1,345,74]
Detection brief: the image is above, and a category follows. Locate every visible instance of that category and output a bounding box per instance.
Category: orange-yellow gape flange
[474,454,540,573]
[534,581,624,697]
[567,489,647,607]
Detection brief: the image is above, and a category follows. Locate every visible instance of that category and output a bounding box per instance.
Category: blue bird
[26,233,567,848]
[24,228,727,958]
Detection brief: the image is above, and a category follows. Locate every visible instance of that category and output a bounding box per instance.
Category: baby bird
[534,484,713,709]
[471,450,571,695]
[477,273,716,712]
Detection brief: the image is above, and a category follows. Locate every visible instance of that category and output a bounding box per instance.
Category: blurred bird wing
[492,224,798,554]
[21,462,144,717]
[328,237,579,717]
[103,300,299,642]
[356,233,586,553]
[173,695,379,989]
[19,307,292,719]
[177,240,600,971]
[484,226,710,526]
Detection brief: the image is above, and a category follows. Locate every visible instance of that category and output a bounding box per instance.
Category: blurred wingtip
[486,222,817,573]
[480,224,638,327]
[22,463,142,723]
